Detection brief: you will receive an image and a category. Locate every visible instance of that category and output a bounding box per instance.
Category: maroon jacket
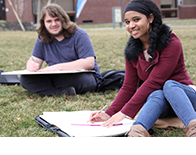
[105,33,194,119]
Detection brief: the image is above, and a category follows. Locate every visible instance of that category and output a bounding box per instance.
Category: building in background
[2,0,75,25]
[1,0,196,25]
[161,0,196,19]
[0,0,6,20]
[77,0,196,24]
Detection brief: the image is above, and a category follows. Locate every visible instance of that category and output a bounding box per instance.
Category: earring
[147,23,152,33]
[126,30,131,38]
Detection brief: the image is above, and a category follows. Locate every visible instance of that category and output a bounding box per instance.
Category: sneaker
[59,86,76,96]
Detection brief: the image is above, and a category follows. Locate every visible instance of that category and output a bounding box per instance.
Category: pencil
[31,55,35,63]
[88,105,107,122]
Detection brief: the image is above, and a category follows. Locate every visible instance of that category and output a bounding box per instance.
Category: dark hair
[36,3,77,43]
[124,0,165,61]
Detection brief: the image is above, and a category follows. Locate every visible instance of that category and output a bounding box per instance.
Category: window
[161,0,178,18]
[0,0,6,20]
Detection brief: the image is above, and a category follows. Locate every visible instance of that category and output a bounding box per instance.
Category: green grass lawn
[0,19,196,137]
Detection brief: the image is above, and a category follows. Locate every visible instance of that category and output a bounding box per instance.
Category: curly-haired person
[89,0,196,137]
[20,3,102,96]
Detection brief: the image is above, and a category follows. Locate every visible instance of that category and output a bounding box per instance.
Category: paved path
[84,24,196,30]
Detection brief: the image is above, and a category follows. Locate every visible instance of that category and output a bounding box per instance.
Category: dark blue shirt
[32,28,102,83]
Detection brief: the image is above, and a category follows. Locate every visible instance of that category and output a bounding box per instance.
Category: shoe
[126,124,150,137]
[184,119,196,137]
[59,86,76,96]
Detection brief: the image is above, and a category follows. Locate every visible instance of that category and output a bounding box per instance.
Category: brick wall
[76,0,128,24]
[178,5,196,19]
[76,0,161,25]
[6,0,196,25]
[4,0,163,25]
[5,0,34,24]
[152,0,161,9]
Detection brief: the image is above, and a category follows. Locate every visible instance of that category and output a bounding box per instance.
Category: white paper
[40,111,134,137]
[1,69,94,75]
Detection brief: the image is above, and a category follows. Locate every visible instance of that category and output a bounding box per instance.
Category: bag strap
[102,70,125,78]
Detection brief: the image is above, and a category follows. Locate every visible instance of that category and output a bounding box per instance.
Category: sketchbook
[35,111,134,137]
[1,69,94,75]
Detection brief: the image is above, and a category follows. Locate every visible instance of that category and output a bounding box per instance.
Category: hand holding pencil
[26,55,40,72]
[88,105,110,123]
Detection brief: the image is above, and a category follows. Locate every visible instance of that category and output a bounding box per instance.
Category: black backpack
[97,70,125,92]
[0,70,20,85]
[97,70,144,92]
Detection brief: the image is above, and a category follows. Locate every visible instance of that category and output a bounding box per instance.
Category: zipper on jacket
[145,64,153,72]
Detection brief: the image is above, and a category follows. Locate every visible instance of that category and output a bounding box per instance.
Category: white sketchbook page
[41,111,134,137]
[1,69,94,75]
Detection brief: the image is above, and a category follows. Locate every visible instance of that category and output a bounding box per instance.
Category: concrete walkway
[83,24,196,30]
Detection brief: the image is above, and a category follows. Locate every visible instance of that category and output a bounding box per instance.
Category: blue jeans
[133,80,196,130]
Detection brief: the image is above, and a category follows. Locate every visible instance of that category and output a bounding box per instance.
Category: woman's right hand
[89,112,110,123]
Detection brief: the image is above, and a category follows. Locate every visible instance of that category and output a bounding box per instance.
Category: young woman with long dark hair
[89,0,196,137]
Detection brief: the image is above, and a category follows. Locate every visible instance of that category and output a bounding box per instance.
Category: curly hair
[36,3,77,43]
[124,0,171,62]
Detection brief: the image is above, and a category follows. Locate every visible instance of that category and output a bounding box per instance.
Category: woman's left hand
[101,111,126,128]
